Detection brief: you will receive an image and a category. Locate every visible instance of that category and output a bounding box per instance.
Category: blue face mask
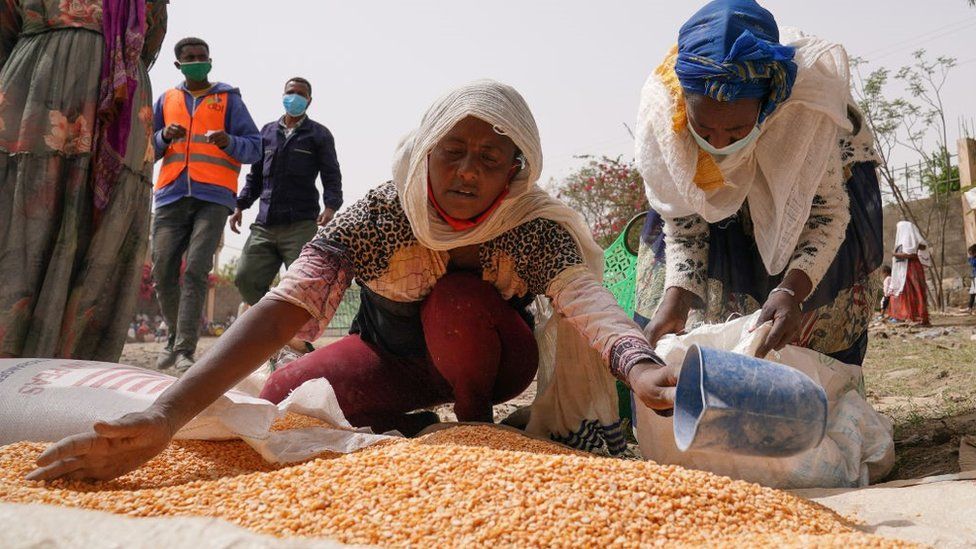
[283,94,309,117]
[687,121,761,158]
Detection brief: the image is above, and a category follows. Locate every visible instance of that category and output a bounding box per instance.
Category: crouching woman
[29,80,674,482]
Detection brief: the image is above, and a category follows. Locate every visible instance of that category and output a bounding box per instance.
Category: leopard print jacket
[267,182,656,382]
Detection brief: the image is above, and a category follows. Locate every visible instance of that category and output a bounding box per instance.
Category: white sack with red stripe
[0,359,392,461]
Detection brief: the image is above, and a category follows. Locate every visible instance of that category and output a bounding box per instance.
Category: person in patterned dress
[0,0,167,360]
[633,0,883,365]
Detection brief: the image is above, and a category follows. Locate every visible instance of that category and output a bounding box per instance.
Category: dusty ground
[120,334,344,371]
[862,312,976,480]
[119,312,976,480]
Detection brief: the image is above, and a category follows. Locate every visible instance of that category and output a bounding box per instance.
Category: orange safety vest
[156,88,242,192]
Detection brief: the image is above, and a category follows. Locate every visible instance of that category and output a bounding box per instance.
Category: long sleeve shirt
[882,276,893,297]
[264,182,657,381]
[659,113,880,309]
[236,116,342,225]
[152,82,262,212]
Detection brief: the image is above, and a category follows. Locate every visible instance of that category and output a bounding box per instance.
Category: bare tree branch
[854,51,958,309]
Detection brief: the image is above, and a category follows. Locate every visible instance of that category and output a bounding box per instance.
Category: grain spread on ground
[0,423,918,547]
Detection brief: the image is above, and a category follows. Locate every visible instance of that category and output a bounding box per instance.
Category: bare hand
[207,130,231,149]
[27,409,174,482]
[162,123,187,142]
[644,287,696,347]
[229,208,244,234]
[628,360,680,411]
[752,291,803,359]
[317,208,336,226]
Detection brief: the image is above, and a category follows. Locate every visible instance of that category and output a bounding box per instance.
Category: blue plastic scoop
[673,344,828,457]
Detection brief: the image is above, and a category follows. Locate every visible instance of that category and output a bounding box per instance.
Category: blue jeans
[151,197,229,355]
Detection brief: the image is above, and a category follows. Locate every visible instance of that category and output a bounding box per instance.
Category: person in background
[968,245,976,314]
[230,77,342,355]
[0,0,167,360]
[151,37,261,372]
[888,220,930,326]
[137,320,152,343]
[881,265,892,320]
[155,320,168,344]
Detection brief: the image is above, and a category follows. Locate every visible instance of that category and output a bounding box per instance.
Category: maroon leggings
[259,272,539,434]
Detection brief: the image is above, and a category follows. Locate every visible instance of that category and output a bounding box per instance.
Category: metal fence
[879,153,959,204]
[322,285,361,337]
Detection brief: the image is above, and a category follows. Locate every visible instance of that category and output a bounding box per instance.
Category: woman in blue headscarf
[632,0,883,372]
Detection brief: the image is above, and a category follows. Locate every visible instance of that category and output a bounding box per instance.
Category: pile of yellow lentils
[0,418,917,548]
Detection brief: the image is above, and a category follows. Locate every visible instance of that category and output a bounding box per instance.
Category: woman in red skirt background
[889,221,931,326]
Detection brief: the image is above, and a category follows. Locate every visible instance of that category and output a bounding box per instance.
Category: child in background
[155,320,168,344]
[881,265,893,320]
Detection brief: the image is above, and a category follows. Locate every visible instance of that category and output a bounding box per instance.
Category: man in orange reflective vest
[151,37,261,372]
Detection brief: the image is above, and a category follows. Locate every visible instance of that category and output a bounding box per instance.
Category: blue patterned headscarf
[675,0,797,123]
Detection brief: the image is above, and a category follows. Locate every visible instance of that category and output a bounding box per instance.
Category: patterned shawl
[674,0,797,124]
[91,0,146,212]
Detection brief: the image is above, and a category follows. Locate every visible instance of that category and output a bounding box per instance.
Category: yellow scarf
[654,46,725,192]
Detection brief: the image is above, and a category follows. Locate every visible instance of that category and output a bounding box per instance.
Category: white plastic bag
[635,313,895,489]
[0,358,392,463]
[795,472,976,548]
[0,502,351,549]
[231,362,273,398]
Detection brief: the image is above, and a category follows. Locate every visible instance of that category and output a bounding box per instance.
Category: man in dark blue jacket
[230,77,342,311]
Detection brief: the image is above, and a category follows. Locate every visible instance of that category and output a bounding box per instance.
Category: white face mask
[687,121,761,158]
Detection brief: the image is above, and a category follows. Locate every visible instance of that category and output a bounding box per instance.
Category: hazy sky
[148,1,976,261]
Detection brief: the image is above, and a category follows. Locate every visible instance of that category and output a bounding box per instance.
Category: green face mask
[179,61,212,82]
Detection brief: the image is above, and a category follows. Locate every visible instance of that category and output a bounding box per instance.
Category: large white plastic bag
[0,359,392,463]
[635,313,895,489]
[0,358,277,443]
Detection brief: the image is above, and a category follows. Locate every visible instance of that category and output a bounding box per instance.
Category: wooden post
[960,138,976,190]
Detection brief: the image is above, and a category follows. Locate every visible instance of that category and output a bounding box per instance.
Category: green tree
[549,155,647,248]
[851,50,959,310]
[917,146,960,195]
[851,58,916,214]
[897,50,958,309]
[213,256,239,287]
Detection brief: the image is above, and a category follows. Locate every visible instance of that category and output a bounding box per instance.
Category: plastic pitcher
[673,344,828,457]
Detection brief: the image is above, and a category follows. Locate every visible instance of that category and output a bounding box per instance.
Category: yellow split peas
[0,423,918,548]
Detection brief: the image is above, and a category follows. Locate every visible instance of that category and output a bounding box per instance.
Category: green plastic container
[603,212,646,318]
[603,212,647,423]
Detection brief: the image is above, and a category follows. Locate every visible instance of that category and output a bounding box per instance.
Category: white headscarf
[635,28,854,276]
[890,220,930,296]
[392,80,621,446]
